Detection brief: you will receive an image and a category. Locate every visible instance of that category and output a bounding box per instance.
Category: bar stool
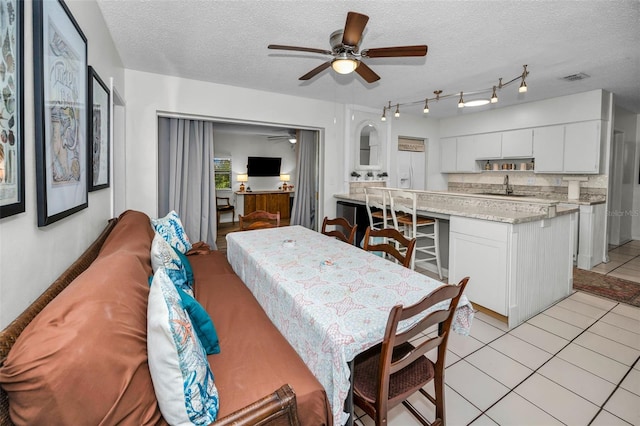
[387,189,442,279]
[364,187,392,231]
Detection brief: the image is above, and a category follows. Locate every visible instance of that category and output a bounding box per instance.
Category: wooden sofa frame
[0,218,300,426]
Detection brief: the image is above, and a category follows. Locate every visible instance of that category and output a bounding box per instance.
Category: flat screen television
[247,156,282,177]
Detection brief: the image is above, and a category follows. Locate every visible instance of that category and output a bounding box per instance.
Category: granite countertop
[445,190,606,206]
[335,190,579,224]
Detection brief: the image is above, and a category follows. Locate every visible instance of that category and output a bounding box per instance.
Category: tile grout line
[463,299,624,425]
[587,355,640,426]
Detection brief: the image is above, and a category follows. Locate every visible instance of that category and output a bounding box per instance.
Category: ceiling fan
[267,11,428,83]
[267,130,297,144]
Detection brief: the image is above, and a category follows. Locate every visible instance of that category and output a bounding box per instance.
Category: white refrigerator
[396,149,426,190]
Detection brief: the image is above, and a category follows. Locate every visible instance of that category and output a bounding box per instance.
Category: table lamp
[237,174,248,192]
[280,174,290,191]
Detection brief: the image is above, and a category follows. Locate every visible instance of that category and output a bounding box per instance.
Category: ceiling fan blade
[268,44,332,55]
[299,61,332,80]
[362,45,428,58]
[342,11,369,47]
[355,62,380,83]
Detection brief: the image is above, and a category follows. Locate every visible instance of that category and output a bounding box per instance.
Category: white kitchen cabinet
[440,137,478,173]
[475,133,503,159]
[449,215,573,328]
[456,136,479,172]
[449,219,509,315]
[533,125,565,172]
[533,121,601,174]
[501,129,533,158]
[440,137,457,172]
[564,121,601,173]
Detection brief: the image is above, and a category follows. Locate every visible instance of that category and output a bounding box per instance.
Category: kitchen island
[335,189,579,328]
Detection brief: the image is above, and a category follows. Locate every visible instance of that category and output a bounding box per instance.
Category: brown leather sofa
[0,210,331,425]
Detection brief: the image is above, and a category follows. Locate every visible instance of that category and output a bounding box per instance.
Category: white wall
[439,90,608,136]
[214,132,297,193]
[123,69,345,229]
[0,0,125,328]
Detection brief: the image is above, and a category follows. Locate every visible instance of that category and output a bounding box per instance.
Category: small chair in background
[321,216,357,245]
[216,197,235,226]
[363,226,416,268]
[239,210,280,230]
[353,277,470,426]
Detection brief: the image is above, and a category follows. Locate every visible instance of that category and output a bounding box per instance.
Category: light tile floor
[359,239,640,426]
[590,240,640,283]
[354,290,640,426]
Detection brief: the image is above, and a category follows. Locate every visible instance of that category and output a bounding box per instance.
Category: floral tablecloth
[226,225,473,425]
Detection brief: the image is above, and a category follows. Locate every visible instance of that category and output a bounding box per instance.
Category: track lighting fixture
[380,65,529,117]
[381,107,386,121]
[519,65,528,93]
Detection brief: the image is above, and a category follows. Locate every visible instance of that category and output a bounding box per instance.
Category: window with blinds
[213,157,232,190]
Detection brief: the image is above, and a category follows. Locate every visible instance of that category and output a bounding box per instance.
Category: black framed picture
[88,66,110,191]
[0,0,25,218]
[34,0,88,226]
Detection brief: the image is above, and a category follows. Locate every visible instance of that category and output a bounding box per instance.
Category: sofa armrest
[213,384,300,426]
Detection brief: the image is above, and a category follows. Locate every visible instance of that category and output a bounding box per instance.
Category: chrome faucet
[504,174,513,195]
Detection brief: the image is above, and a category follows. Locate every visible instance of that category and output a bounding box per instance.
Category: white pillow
[150,233,193,296]
[151,210,193,253]
[147,268,219,425]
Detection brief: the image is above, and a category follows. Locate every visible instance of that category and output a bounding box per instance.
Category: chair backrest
[387,189,418,234]
[216,196,231,207]
[239,210,280,230]
[363,226,416,268]
[379,277,470,417]
[364,187,388,230]
[321,216,357,245]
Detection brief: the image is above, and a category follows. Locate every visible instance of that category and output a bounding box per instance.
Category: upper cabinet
[533,121,601,174]
[440,137,478,173]
[501,129,533,158]
[441,120,602,174]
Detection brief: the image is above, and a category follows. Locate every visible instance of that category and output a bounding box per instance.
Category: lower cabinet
[448,215,573,328]
[242,192,291,219]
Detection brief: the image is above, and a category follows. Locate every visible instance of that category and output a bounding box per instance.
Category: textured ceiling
[96,0,640,119]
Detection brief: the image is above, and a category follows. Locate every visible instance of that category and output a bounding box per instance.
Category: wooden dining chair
[321,216,357,245]
[353,277,470,426]
[363,226,416,268]
[239,210,280,230]
[216,197,235,225]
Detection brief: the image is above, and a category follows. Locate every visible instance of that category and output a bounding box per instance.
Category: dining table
[226,225,474,426]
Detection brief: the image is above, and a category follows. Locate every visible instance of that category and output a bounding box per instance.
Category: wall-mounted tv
[247,156,282,177]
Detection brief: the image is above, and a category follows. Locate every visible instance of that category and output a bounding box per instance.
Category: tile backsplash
[447,172,607,199]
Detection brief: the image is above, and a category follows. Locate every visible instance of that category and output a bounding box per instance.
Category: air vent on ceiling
[561,72,590,82]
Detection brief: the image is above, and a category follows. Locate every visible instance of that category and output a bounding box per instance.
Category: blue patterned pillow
[151,211,193,254]
[150,233,193,296]
[147,268,219,425]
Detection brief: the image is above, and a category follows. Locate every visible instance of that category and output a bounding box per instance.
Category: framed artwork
[0,0,25,218]
[88,66,110,191]
[33,0,88,226]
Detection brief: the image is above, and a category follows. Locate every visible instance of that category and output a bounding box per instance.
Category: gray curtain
[158,117,216,247]
[291,130,318,229]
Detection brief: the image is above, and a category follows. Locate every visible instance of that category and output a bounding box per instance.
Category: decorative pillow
[147,268,219,425]
[176,286,220,355]
[150,233,193,296]
[151,210,192,253]
[173,246,194,287]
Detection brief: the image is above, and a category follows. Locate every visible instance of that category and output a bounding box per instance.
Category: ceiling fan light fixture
[288,138,297,144]
[331,57,359,74]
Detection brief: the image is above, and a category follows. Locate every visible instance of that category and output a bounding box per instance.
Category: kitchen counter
[336,187,577,328]
[335,190,578,224]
